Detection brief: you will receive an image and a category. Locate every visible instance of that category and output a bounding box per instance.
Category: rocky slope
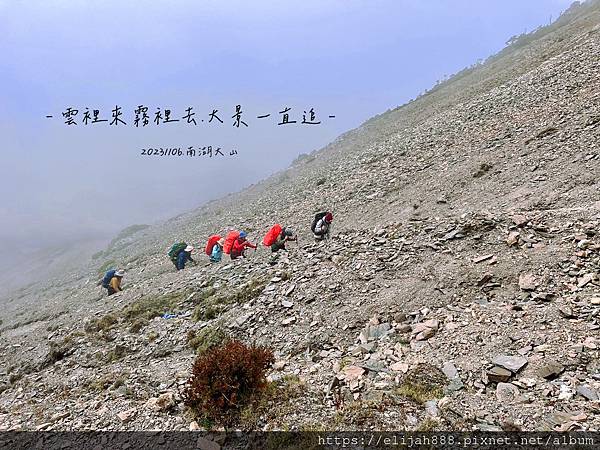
[1,0,599,433]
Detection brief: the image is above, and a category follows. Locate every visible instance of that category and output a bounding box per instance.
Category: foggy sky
[0,0,573,256]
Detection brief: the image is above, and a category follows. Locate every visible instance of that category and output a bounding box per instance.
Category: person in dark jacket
[230,232,257,260]
[177,245,196,270]
[271,227,297,252]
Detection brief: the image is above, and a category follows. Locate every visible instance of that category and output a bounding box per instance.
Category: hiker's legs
[107,287,116,296]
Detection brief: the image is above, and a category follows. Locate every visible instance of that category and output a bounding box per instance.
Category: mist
[0,0,573,272]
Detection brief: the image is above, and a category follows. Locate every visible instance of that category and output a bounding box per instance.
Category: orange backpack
[263,224,282,246]
[205,235,221,255]
[223,231,240,254]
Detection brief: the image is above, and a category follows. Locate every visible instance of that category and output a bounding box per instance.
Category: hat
[239,231,247,239]
[185,245,194,252]
[218,238,225,246]
[325,212,333,223]
[284,228,294,237]
[115,269,125,277]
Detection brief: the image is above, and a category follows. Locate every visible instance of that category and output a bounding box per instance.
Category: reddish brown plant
[183,339,274,425]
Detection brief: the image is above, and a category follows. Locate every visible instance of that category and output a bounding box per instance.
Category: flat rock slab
[519,273,537,291]
[343,365,366,381]
[442,362,459,379]
[577,384,599,401]
[537,361,565,380]
[390,362,409,373]
[492,355,528,373]
[359,323,391,343]
[487,366,512,383]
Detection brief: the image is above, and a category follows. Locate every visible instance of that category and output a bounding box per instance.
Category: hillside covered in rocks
[1,0,599,433]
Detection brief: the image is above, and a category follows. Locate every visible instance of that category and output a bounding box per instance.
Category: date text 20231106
[140,147,238,157]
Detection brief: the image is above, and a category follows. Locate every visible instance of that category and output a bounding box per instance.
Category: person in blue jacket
[210,238,225,263]
[177,245,196,270]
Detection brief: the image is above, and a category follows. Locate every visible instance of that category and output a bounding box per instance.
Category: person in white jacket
[314,212,333,240]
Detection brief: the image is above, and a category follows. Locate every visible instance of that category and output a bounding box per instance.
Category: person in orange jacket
[230,231,257,260]
[108,269,125,296]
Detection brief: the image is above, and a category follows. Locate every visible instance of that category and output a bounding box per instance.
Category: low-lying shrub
[187,326,228,354]
[122,291,187,322]
[85,314,118,333]
[183,339,274,425]
[192,279,266,322]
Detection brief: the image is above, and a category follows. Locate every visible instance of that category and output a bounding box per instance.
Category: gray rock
[518,273,537,291]
[537,361,564,380]
[492,355,528,374]
[558,306,576,319]
[446,378,464,393]
[415,328,435,341]
[586,360,600,378]
[397,324,412,334]
[576,384,598,401]
[487,366,512,383]
[444,229,464,241]
[359,323,391,343]
[234,312,253,327]
[424,400,439,417]
[442,362,458,379]
[496,382,521,403]
[475,423,503,432]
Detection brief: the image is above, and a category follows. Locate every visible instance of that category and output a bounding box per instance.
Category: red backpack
[223,231,240,254]
[205,235,221,255]
[263,224,282,246]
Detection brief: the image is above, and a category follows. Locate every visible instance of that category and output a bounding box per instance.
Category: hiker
[271,227,297,252]
[177,245,196,270]
[313,212,333,241]
[210,238,225,263]
[205,235,224,262]
[103,269,125,296]
[230,232,257,260]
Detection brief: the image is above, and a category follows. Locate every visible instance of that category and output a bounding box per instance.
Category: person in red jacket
[230,231,257,260]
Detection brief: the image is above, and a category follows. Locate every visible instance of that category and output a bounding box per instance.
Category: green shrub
[395,363,445,404]
[105,344,129,362]
[279,272,291,282]
[192,304,221,322]
[9,373,23,384]
[239,375,305,429]
[191,280,266,322]
[40,335,78,369]
[129,318,148,333]
[122,291,188,322]
[85,314,118,333]
[187,327,228,354]
[147,331,159,342]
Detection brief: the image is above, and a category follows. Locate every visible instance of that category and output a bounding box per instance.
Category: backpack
[101,269,116,288]
[168,242,187,261]
[205,235,221,255]
[223,231,239,254]
[263,224,282,247]
[311,212,328,233]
